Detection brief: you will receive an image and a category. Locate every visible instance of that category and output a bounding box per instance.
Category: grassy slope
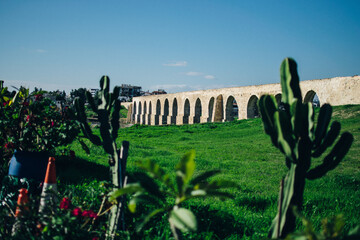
[58,105,360,239]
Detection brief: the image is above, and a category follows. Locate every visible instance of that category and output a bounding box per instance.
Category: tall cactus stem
[259,58,353,238]
[74,76,128,240]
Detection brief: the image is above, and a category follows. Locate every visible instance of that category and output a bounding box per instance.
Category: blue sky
[1,0,359,94]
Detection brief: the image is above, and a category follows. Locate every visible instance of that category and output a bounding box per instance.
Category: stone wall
[130,76,360,125]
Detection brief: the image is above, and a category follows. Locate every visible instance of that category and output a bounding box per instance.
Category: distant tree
[55,90,66,101]
[70,88,87,103]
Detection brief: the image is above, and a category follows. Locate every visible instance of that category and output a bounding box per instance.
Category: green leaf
[132,172,167,202]
[128,193,162,213]
[108,183,143,202]
[347,225,360,239]
[136,208,165,232]
[190,189,207,197]
[169,207,197,232]
[138,159,174,191]
[176,150,196,185]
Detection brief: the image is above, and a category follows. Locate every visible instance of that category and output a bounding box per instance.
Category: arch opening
[137,102,142,123]
[183,99,190,124]
[194,98,202,124]
[132,102,137,123]
[172,98,178,124]
[304,90,320,107]
[247,95,259,119]
[141,101,146,124]
[162,99,169,125]
[148,101,152,125]
[155,100,161,125]
[225,96,238,121]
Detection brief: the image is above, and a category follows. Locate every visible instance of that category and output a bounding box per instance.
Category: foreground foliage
[258,58,353,238]
[74,76,126,239]
[110,150,238,239]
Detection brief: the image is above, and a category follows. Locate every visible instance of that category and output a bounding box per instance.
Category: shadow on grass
[55,155,109,184]
[236,195,273,212]
[189,204,254,238]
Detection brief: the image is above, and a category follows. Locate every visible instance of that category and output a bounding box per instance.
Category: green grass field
[56,104,360,239]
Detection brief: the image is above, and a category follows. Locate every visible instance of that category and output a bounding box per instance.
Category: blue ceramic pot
[8,150,49,181]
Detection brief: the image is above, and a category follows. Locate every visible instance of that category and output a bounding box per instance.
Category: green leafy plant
[258,58,354,238]
[110,150,238,240]
[0,191,105,239]
[74,76,128,240]
[0,85,79,154]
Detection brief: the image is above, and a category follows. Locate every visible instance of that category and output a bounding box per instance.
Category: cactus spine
[74,76,127,239]
[258,58,353,238]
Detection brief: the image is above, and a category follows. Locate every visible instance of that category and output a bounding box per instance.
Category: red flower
[72,207,82,217]
[22,101,29,106]
[59,197,71,210]
[3,101,9,106]
[82,210,98,219]
[4,142,14,149]
[89,210,98,219]
[35,94,43,101]
[26,115,30,122]
[51,121,55,127]
[92,237,99,240]
[81,210,90,217]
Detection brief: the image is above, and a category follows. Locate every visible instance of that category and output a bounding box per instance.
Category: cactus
[74,76,128,239]
[258,58,353,239]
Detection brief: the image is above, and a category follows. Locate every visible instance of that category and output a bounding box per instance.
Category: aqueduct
[129,76,360,125]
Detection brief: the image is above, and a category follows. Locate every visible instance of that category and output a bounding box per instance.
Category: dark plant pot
[8,150,49,181]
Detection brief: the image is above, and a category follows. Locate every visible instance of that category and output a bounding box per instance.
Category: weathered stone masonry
[130,76,360,125]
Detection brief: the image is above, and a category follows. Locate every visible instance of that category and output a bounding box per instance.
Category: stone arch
[163,99,169,125]
[148,101,152,125]
[214,95,223,122]
[225,96,238,121]
[304,90,320,107]
[208,97,215,122]
[247,95,259,119]
[155,99,161,125]
[171,98,178,124]
[183,99,190,124]
[194,98,202,124]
